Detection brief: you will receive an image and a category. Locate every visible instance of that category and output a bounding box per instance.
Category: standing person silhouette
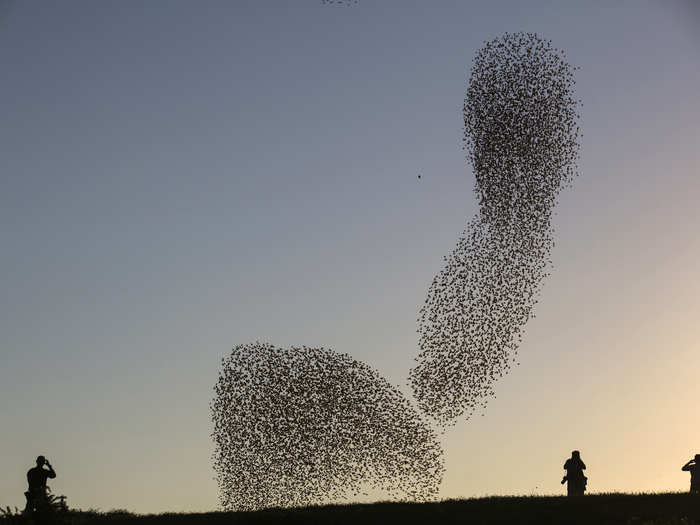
[562,450,587,496]
[24,455,56,513]
[682,454,700,494]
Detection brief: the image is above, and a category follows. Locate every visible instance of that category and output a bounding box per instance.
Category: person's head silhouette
[695,454,700,463]
[572,450,580,460]
[36,456,46,467]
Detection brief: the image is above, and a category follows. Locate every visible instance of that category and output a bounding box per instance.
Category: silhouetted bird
[562,450,587,496]
[682,454,700,494]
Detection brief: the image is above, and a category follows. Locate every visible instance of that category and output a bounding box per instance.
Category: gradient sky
[1,0,699,514]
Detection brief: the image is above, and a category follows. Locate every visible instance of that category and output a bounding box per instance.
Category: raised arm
[682,460,694,472]
[45,461,56,479]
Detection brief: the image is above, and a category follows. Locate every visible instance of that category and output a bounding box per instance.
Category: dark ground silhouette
[6,494,700,525]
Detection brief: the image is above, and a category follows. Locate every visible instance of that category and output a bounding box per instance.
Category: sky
[1,0,699,514]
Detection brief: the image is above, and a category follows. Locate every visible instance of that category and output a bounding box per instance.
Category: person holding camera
[24,455,57,513]
[682,454,700,494]
[562,450,587,496]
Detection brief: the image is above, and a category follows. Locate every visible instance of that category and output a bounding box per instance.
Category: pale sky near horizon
[1,0,699,514]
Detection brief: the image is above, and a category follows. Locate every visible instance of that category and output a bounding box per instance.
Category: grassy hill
[4,493,700,524]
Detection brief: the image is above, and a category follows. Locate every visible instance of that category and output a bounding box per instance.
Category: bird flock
[410,32,581,426]
[211,343,444,511]
[211,32,580,510]
[320,0,359,5]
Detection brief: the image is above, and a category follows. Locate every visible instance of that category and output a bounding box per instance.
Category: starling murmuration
[410,32,581,427]
[211,342,444,511]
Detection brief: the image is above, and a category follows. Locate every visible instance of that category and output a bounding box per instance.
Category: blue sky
[1,0,699,513]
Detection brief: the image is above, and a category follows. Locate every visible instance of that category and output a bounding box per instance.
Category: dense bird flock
[410,32,581,426]
[321,0,359,5]
[212,32,580,510]
[211,343,444,511]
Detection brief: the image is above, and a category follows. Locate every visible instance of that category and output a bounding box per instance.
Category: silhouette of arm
[682,460,694,472]
[45,462,56,479]
[581,461,586,470]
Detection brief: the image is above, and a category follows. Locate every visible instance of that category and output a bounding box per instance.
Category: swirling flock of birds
[211,32,581,510]
[411,32,581,426]
[320,0,359,5]
[211,343,444,511]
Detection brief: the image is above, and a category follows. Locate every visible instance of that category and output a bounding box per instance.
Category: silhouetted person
[24,455,56,513]
[682,454,700,494]
[562,450,587,496]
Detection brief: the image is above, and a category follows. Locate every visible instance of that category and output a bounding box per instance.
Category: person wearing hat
[24,455,56,513]
[682,454,700,494]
